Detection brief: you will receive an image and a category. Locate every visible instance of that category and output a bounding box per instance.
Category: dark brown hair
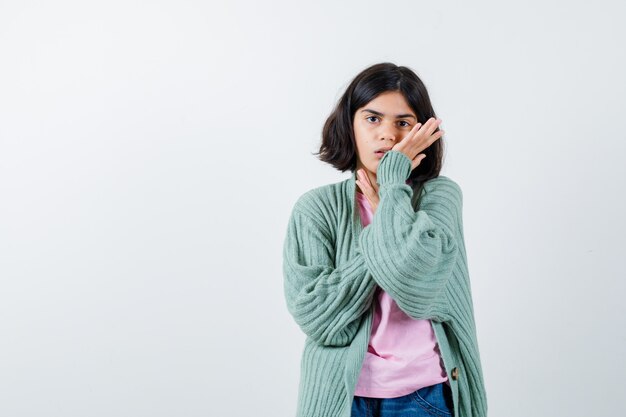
[314,62,445,185]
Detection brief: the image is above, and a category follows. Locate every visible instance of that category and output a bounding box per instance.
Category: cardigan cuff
[376,150,412,185]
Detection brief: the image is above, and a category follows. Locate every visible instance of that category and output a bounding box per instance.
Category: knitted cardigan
[282,150,488,417]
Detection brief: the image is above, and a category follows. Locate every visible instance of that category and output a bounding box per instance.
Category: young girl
[283,62,487,417]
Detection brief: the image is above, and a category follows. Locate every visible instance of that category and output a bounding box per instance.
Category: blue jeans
[351,382,454,417]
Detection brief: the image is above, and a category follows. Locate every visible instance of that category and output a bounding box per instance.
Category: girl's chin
[358,160,378,174]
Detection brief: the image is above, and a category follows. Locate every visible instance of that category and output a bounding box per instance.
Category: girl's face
[353,90,418,179]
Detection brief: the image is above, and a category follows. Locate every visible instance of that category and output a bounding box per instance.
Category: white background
[1,1,625,416]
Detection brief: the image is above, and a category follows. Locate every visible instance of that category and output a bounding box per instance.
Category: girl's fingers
[408,122,423,137]
[396,122,422,147]
[419,118,441,142]
[357,169,378,200]
[411,153,427,171]
[357,171,380,210]
[410,119,443,156]
[356,179,374,203]
[358,169,372,187]
[427,129,444,146]
[356,172,368,192]
[413,117,436,137]
[430,117,442,132]
[361,170,372,189]
[400,117,440,147]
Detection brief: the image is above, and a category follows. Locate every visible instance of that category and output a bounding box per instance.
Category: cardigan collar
[347,170,363,239]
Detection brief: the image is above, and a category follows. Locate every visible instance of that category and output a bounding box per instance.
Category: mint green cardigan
[282,150,488,417]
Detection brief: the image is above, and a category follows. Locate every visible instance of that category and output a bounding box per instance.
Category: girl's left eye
[366,116,410,127]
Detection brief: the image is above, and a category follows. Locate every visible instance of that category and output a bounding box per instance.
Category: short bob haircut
[315,62,445,186]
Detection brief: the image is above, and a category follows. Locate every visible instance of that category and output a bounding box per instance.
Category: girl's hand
[392,117,445,170]
[355,169,379,214]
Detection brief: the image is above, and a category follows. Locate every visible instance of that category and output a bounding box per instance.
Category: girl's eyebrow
[360,108,416,119]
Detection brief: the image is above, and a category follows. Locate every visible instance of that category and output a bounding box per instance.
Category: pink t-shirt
[353,186,450,398]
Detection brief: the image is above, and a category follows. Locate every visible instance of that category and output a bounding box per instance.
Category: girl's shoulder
[423,174,459,187]
[289,180,345,225]
[412,175,463,212]
[421,175,462,198]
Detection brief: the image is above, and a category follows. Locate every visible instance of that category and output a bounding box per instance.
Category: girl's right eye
[366,116,379,123]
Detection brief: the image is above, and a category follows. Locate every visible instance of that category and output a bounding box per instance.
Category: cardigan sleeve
[282,204,378,347]
[358,150,461,322]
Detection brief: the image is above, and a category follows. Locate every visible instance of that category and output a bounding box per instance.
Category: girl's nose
[379,127,398,141]
[381,121,402,138]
